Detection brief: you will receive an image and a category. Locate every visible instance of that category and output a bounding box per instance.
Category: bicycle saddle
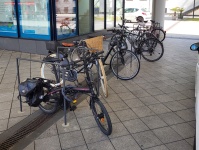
[43,57,60,62]
[62,42,74,47]
[190,42,199,51]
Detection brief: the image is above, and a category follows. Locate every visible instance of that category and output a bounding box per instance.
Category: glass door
[94,0,104,31]
[78,0,92,35]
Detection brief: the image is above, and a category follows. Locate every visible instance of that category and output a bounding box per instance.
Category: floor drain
[0,113,55,150]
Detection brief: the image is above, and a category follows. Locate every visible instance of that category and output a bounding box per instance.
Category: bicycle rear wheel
[140,38,164,62]
[151,28,166,42]
[110,50,140,80]
[91,99,112,135]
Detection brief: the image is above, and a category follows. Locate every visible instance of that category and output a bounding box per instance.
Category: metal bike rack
[16,57,70,126]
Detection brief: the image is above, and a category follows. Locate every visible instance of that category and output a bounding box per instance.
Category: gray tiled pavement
[0,36,198,150]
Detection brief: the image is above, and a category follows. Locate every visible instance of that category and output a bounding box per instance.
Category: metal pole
[16,58,22,112]
[193,0,195,18]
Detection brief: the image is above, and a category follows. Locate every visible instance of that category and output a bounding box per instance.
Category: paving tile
[152,127,183,144]
[108,112,120,123]
[117,92,136,100]
[8,116,26,128]
[37,124,58,139]
[139,96,160,106]
[133,131,162,149]
[87,140,115,150]
[23,142,34,150]
[104,94,122,103]
[138,83,155,90]
[163,101,186,111]
[108,122,129,139]
[82,127,108,144]
[154,94,174,103]
[171,123,195,139]
[123,119,149,134]
[144,145,169,150]
[146,88,164,96]
[167,92,187,100]
[185,137,194,146]
[67,145,88,150]
[10,107,30,118]
[158,112,184,125]
[57,116,80,134]
[141,115,167,129]
[165,140,192,150]
[148,104,171,114]
[0,101,12,111]
[59,131,85,149]
[151,81,168,88]
[35,135,61,150]
[131,89,151,98]
[0,119,8,131]
[124,98,145,108]
[158,86,177,94]
[124,84,142,91]
[178,99,195,109]
[0,109,10,120]
[115,109,138,121]
[108,101,129,111]
[175,109,195,121]
[188,121,196,129]
[77,116,97,129]
[132,106,155,117]
[111,135,141,150]
[111,86,129,93]
[74,106,93,118]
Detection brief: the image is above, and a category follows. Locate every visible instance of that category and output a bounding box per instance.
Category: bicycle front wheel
[91,99,112,135]
[110,50,140,80]
[41,54,63,86]
[140,38,164,62]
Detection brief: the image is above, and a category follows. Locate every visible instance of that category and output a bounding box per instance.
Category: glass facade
[18,0,51,40]
[0,0,18,37]
[0,0,124,40]
[56,0,77,40]
[106,0,114,29]
[78,0,92,35]
[94,0,104,31]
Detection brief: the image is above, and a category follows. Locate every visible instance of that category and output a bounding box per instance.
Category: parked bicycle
[18,51,112,135]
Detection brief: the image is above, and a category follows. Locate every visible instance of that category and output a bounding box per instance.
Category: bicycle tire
[151,28,166,42]
[98,59,108,97]
[39,87,59,114]
[91,99,112,135]
[110,49,140,80]
[140,38,164,62]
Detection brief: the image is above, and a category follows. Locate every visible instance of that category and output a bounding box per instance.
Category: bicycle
[41,39,108,97]
[39,51,112,135]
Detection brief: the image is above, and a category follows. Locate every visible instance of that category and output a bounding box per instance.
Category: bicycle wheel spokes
[141,38,164,62]
[92,100,112,135]
[110,50,140,80]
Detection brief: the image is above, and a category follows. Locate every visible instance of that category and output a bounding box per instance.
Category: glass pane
[18,0,51,40]
[116,0,123,26]
[78,0,92,35]
[94,0,104,31]
[0,0,18,37]
[56,0,77,40]
[106,0,114,29]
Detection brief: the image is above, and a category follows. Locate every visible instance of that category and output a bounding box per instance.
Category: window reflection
[0,0,17,37]
[56,0,77,40]
[18,0,51,40]
[116,0,123,26]
[94,0,104,31]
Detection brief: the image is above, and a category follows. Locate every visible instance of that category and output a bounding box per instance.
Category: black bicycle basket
[18,78,44,107]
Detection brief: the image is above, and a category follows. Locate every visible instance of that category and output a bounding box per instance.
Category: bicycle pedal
[70,105,77,111]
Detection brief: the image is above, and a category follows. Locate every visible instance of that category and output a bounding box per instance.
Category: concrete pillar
[152,0,166,29]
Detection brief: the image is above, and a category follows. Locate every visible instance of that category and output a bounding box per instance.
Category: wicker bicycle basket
[85,36,103,53]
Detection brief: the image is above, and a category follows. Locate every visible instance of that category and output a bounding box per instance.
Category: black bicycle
[39,51,112,135]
